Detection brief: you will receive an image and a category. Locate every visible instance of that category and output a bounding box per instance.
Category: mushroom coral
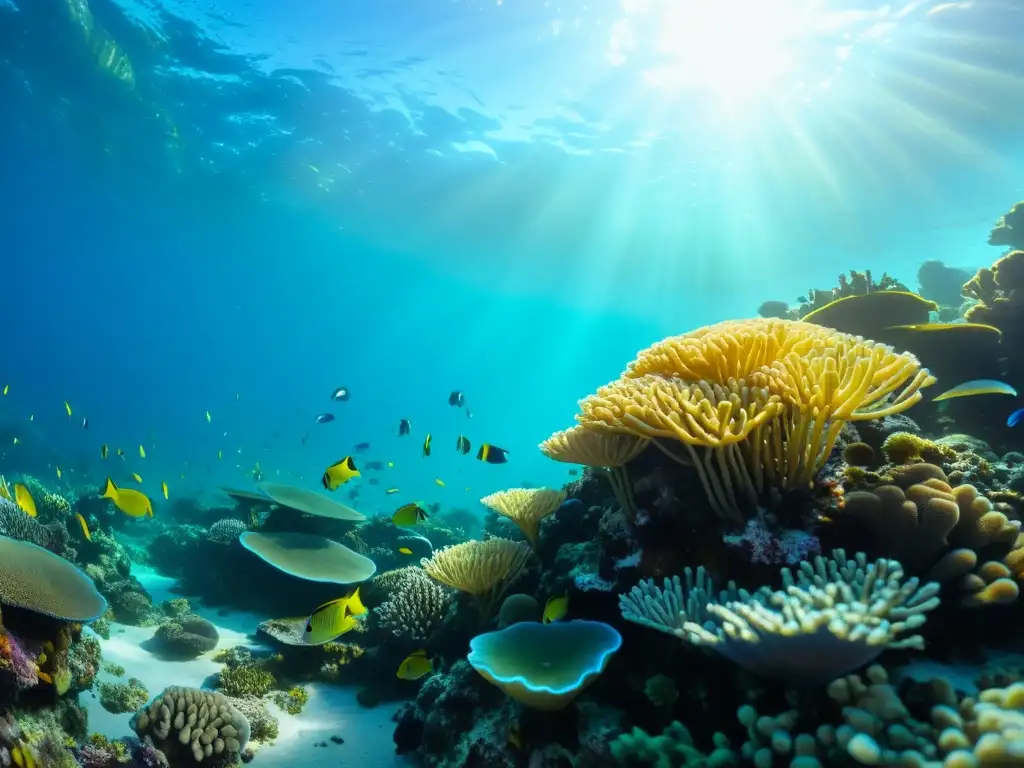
[0,535,107,621]
[467,619,622,711]
[547,318,934,523]
[619,550,940,684]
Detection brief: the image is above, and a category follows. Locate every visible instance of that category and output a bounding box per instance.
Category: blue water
[0,0,1022,515]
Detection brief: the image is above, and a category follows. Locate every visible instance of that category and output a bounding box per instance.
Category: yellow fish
[10,745,36,768]
[2,384,6,395]
[12,437,18,445]
[422,433,431,457]
[392,503,428,527]
[321,456,360,491]
[100,478,153,519]
[131,473,143,484]
[0,476,11,500]
[56,466,61,479]
[387,461,394,468]
[161,481,169,500]
[76,513,92,542]
[300,588,367,645]
[139,445,146,459]
[116,448,125,459]
[64,401,72,417]
[543,595,569,624]
[385,487,400,495]
[434,478,445,487]
[217,449,223,460]
[206,410,212,423]
[101,444,109,459]
[398,546,413,555]
[396,649,433,681]
[13,484,36,518]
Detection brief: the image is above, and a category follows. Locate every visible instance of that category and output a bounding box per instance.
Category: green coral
[91,614,111,640]
[103,663,125,677]
[98,678,150,714]
[611,722,736,767]
[272,686,309,715]
[217,663,275,697]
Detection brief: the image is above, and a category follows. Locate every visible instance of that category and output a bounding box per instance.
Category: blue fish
[315,413,335,424]
[1009,408,1024,428]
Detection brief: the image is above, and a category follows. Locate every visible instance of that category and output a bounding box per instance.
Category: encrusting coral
[548,318,935,524]
[479,488,566,548]
[619,550,940,684]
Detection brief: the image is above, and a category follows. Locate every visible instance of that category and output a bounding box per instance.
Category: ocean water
[2,0,1024,766]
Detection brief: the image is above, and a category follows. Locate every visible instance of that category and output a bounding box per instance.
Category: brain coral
[131,686,250,764]
[0,535,107,621]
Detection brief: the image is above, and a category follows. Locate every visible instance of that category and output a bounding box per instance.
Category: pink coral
[0,629,39,691]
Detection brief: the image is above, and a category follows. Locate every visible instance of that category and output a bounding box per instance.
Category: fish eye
[306,623,312,632]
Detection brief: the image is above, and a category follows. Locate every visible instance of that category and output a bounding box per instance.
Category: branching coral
[373,567,453,641]
[548,318,934,524]
[619,550,940,684]
[421,539,532,617]
[479,488,566,548]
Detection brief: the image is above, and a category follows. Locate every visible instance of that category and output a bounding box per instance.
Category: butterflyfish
[1008,408,1024,428]
[321,456,360,490]
[64,401,72,417]
[101,478,153,518]
[398,419,411,436]
[933,379,1017,402]
[330,387,350,401]
[398,546,413,555]
[422,433,432,457]
[315,413,335,424]
[434,478,445,487]
[392,502,428,527]
[14,484,36,517]
[396,649,433,681]
[456,435,470,455]
[139,445,146,458]
[161,480,169,500]
[477,444,509,464]
[101,444,109,459]
[76,513,92,542]
[543,595,569,623]
[300,588,367,645]
[386,487,400,494]
[131,472,143,484]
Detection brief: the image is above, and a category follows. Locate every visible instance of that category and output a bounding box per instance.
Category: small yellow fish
[206,410,212,422]
[100,477,153,518]
[64,401,72,417]
[300,588,367,645]
[12,437,18,445]
[435,478,445,487]
[218,449,223,460]
[321,456,360,491]
[398,547,413,555]
[396,649,433,681]
[13,484,36,517]
[56,466,62,479]
[543,595,569,624]
[101,444,109,459]
[392,503,428,527]
[76,513,92,542]
[139,445,146,459]
[2,384,7,395]
[131,472,143,484]
[422,433,432,457]
[385,488,400,495]
[387,461,394,468]
[161,480,169,500]
[0,476,10,500]
[116,448,125,459]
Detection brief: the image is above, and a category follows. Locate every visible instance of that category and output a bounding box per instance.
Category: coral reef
[131,686,249,764]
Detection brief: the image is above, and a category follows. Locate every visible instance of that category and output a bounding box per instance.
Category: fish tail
[101,477,117,499]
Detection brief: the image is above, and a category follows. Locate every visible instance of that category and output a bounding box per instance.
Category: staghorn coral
[552,318,934,524]
[620,550,940,684]
[421,539,532,617]
[478,488,566,548]
[373,567,453,641]
[131,686,249,764]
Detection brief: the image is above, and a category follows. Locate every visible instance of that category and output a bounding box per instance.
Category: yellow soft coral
[479,488,566,548]
[880,432,955,465]
[420,538,532,616]
[547,318,934,522]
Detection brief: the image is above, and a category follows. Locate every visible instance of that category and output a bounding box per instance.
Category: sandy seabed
[83,566,409,767]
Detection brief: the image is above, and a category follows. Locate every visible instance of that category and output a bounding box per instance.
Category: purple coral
[1,630,39,691]
[724,517,819,566]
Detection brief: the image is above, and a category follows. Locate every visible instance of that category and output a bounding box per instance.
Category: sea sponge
[421,538,532,615]
[467,620,622,710]
[98,678,150,714]
[149,615,219,660]
[373,567,453,641]
[842,442,876,467]
[239,531,376,583]
[620,550,940,683]
[557,318,933,523]
[881,431,955,465]
[498,593,540,627]
[0,535,107,621]
[479,488,566,548]
[131,686,250,764]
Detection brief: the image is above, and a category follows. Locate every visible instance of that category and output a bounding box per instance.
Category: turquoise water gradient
[1,0,1023,513]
